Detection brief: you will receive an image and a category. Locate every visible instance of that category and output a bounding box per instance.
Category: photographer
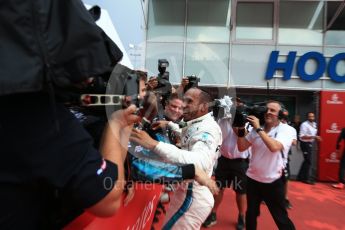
[203,97,250,229]
[237,100,295,230]
[1,96,140,228]
[175,76,200,98]
[146,59,173,111]
[130,87,222,229]
[0,1,138,228]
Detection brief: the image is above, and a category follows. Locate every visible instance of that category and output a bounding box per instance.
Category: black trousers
[298,141,313,181]
[246,177,295,230]
[339,150,345,184]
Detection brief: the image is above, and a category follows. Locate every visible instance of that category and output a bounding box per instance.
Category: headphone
[278,104,287,120]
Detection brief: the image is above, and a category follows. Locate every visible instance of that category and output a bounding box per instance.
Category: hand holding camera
[181,77,189,88]
[147,77,158,90]
[110,105,141,129]
[246,115,261,130]
[232,104,267,127]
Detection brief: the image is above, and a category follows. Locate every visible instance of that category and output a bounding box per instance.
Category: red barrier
[318,91,345,181]
[65,183,162,230]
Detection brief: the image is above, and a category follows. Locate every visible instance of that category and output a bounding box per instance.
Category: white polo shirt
[245,122,294,183]
[299,120,317,143]
[281,123,297,166]
[218,118,250,159]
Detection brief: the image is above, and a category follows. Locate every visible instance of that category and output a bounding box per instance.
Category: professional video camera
[184,75,200,93]
[232,103,267,127]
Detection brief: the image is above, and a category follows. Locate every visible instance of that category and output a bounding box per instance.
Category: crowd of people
[2,1,344,230]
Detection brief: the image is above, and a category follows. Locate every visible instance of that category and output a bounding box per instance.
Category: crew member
[237,100,295,230]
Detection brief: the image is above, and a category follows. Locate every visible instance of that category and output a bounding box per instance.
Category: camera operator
[203,97,250,229]
[130,87,222,229]
[0,1,140,228]
[237,100,295,230]
[1,96,140,228]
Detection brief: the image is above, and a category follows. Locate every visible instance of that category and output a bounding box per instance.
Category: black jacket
[0,0,122,96]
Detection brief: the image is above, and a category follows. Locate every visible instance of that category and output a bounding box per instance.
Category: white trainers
[332,183,345,189]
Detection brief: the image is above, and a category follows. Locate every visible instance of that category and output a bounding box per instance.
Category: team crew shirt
[218,118,250,159]
[245,122,294,183]
[299,120,317,142]
[281,123,297,166]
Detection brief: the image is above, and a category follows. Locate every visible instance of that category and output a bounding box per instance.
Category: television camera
[232,103,267,127]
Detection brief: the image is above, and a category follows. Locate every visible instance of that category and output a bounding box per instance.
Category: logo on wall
[326,123,341,134]
[326,93,344,105]
[325,151,339,163]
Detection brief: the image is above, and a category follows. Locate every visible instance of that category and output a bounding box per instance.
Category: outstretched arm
[130,129,219,172]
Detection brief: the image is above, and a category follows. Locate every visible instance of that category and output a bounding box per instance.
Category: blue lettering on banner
[328,53,345,83]
[265,51,296,80]
[265,51,345,83]
[297,51,326,81]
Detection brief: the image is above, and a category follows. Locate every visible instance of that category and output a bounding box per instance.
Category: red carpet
[201,181,345,230]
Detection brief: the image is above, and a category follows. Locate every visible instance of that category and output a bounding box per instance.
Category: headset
[278,104,287,120]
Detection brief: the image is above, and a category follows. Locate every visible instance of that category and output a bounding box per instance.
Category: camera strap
[272,125,285,160]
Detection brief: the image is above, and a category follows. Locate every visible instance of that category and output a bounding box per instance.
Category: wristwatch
[256,127,264,133]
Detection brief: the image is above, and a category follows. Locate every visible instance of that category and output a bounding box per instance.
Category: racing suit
[153,113,222,229]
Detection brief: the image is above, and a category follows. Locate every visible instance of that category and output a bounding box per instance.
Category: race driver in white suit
[130,87,222,229]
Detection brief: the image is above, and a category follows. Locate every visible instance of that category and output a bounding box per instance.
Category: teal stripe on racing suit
[128,132,193,184]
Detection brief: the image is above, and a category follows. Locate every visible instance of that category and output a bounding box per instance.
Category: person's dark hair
[306,111,315,117]
[167,92,182,103]
[136,70,147,82]
[199,89,212,105]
